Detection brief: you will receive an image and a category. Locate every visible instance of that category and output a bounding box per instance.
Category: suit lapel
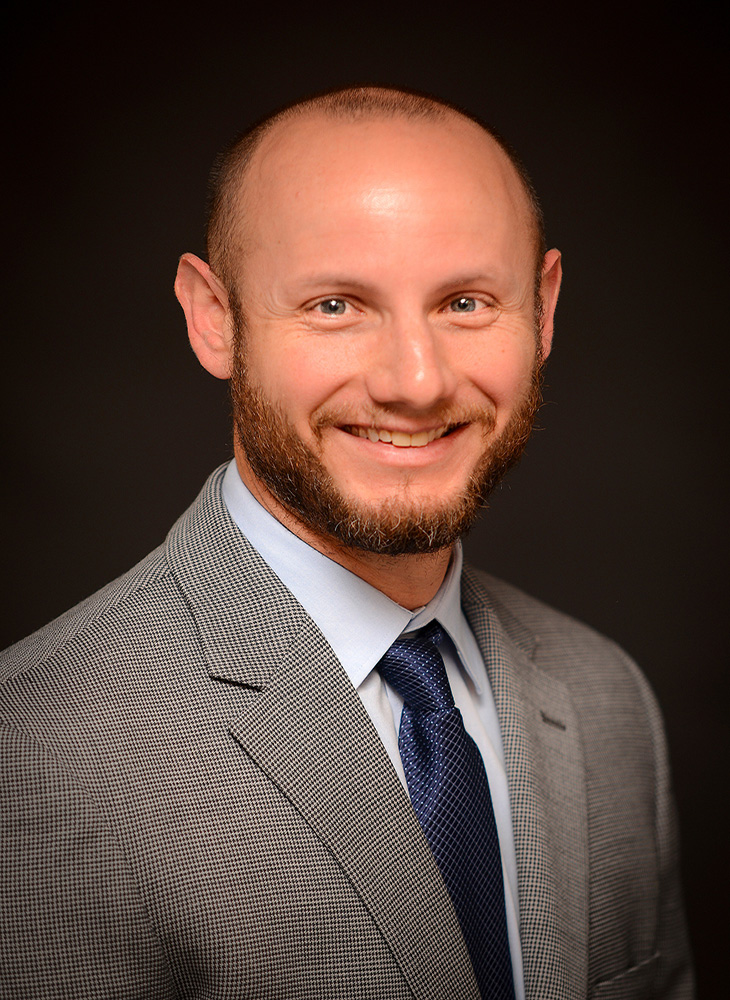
[166,468,480,1000]
[166,468,588,998]
[227,619,480,1000]
[462,567,589,1000]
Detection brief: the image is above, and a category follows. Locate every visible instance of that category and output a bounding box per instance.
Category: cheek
[245,332,353,417]
[467,333,538,409]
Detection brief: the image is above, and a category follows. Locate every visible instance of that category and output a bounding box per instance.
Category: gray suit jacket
[1,466,693,999]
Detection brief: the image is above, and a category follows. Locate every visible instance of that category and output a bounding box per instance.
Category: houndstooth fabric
[1,465,694,998]
[378,623,515,1000]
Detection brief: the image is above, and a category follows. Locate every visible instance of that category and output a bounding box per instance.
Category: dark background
[3,3,726,993]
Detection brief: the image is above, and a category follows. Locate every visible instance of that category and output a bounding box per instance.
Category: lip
[328,422,474,468]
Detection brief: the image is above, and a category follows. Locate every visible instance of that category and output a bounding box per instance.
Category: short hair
[205,84,547,298]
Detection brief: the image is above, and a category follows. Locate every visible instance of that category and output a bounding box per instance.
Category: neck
[235,455,453,610]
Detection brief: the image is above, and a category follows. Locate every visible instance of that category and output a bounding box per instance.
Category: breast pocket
[590,952,659,999]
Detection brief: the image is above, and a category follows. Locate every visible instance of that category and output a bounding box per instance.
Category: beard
[230,315,544,557]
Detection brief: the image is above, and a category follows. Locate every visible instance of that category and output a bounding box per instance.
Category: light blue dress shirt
[222,460,524,998]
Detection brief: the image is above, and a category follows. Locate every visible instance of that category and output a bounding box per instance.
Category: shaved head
[205,86,546,304]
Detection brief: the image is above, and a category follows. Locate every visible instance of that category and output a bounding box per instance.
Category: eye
[316,298,348,316]
[306,295,362,328]
[448,296,482,313]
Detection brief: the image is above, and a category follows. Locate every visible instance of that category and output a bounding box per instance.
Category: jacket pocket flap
[590,952,659,999]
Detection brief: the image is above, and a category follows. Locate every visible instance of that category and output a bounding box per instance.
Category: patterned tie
[378,622,515,1000]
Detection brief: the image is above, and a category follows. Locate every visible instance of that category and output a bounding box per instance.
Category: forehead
[240,110,533,245]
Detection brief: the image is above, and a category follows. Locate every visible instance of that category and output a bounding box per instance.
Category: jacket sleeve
[1,724,177,1000]
[633,662,695,1000]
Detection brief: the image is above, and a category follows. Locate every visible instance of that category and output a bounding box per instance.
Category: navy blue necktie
[378,622,515,1000]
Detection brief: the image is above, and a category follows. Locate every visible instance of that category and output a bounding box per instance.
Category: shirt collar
[221,460,480,693]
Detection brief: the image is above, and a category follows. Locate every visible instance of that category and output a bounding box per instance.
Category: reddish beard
[229,317,544,556]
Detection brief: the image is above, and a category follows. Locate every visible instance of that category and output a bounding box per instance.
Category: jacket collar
[165,465,310,688]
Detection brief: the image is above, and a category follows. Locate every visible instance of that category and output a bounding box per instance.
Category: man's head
[175,86,561,558]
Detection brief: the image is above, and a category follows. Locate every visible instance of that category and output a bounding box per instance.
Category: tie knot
[377,621,453,714]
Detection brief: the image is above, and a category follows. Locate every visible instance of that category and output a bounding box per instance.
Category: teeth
[410,432,429,447]
[347,425,450,447]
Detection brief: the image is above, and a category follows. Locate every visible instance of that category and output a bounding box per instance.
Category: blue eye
[318,299,347,315]
[449,297,478,313]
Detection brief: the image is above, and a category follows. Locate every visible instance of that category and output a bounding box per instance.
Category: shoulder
[0,465,233,691]
[462,564,664,729]
[0,539,207,766]
[0,470,221,724]
[0,544,176,685]
[463,563,631,660]
[0,463,293,743]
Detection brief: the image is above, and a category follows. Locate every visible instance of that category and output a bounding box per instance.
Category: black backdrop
[3,4,727,993]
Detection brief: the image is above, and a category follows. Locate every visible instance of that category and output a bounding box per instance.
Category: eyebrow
[434,274,503,292]
[291,272,504,294]
[290,275,376,293]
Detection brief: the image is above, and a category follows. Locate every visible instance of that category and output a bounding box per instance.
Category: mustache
[310,402,497,437]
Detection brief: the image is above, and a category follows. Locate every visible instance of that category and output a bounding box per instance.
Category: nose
[365,316,457,412]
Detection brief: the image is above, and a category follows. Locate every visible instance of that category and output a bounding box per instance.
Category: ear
[537,248,562,360]
[174,253,234,379]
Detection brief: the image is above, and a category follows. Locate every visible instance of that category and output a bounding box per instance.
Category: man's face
[229,113,552,555]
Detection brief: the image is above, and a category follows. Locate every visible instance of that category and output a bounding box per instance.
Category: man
[1,86,693,998]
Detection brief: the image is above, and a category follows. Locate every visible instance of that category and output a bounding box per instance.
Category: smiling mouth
[342,424,459,448]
